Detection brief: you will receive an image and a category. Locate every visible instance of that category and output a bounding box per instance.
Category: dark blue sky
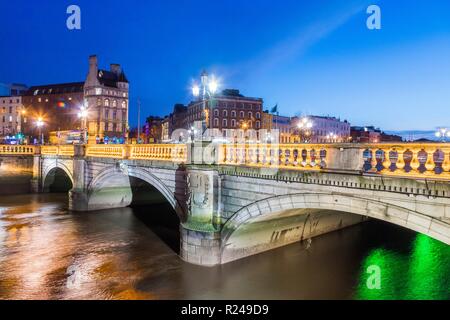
[1,0,449,130]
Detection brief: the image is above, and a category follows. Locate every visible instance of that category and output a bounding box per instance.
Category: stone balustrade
[362,143,450,179]
[130,144,187,162]
[0,145,36,155]
[2,143,450,179]
[220,143,326,171]
[84,144,187,162]
[41,145,75,157]
[220,143,450,179]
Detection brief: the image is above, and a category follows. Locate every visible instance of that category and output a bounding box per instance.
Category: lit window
[95,88,102,95]
[104,99,110,107]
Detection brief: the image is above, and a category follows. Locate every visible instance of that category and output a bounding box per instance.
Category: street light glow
[208,78,218,94]
[192,85,200,97]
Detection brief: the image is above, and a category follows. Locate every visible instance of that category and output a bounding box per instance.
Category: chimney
[86,55,99,87]
[110,63,121,75]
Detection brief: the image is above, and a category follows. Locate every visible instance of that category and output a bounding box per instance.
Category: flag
[270,104,278,114]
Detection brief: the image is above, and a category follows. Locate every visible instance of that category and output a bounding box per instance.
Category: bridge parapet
[0,145,36,155]
[219,143,450,180]
[84,144,188,162]
[41,145,75,157]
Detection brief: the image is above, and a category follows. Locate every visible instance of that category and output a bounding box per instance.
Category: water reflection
[0,194,448,300]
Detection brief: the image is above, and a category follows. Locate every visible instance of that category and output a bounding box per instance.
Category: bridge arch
[221,192,450,263]
[87,165,186,220]
[42,162,74,192]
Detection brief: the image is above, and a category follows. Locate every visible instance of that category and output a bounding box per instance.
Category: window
[248,112,253,119]
[256,121,261,129]
[105,110,109,119]
[214,118,219,127]
[95,88,102,95]
[231,110,236,118]
[122,101,127,108]
[113,100,117,107]
[222,119,227,127]
[105,99,110,107]
[113,111,117,120]
[9,107,12,113]
[97,98,102,106]
[256,112,261,119]
[223,110,228,117]
[214,109,219,117]
[38,98,42,103]
[231,119,236,128]
[9,116,12,122]
[240,111,244,118]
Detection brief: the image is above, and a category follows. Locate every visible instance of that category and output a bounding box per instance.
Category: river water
[0,194,448,300]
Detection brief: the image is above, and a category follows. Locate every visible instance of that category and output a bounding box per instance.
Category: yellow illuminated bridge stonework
[1,142,449,266]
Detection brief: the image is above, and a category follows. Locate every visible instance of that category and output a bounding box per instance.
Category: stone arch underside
[42,161,74,192]
[220,193,450,264]
[86,166,185,219]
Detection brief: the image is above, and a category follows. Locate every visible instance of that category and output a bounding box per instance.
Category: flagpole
[137,98,141,144]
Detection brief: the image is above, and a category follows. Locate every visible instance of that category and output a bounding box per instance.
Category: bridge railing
[219,143,326,171]
[0,145,36,155]
[41,145,75,157]
[219,143,450,179]
[130,144,187,162]
[362,143,450,179]
[85,144,187,162]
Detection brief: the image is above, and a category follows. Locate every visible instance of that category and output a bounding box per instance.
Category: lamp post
[192,71,219,138]
[20,108,26,144]
[36,117,44,145]
[435,128,450,142]
[188,126,198,142]
[78,105,88,144]
[296,117,313,143]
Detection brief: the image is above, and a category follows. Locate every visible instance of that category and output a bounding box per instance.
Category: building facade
[21,55,129,144]
[305,116,351,143]
[0,96,24,138]
[84,55,129,143]
[22,82,85,141]
[186,89,263,140]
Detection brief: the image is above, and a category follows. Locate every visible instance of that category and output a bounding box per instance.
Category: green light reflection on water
[356,234,450,300]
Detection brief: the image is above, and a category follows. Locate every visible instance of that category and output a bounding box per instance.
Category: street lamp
[36,117,44,145]
[435,128,450,142]
[188,126,198,142]
[78,105,88,144]
[192,70,220,137]
[296,117,313,143]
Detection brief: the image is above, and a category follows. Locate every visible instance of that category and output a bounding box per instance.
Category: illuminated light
[192,85,200,97]
[208,78,218,94]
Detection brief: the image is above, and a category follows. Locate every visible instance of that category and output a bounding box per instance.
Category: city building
[303,116,351,143]
[272,114,293,143]
[351,126,381,143]
[351,126,403,143]
[0,83,28,97]
[161,104,188,142]
[21,55,129,144]
[0,95,24,139]
[186,89,263,140]
[143,116,164,143]
[84,55,129,143]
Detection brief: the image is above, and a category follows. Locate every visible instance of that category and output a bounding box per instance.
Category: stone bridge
[1,142,449,266]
